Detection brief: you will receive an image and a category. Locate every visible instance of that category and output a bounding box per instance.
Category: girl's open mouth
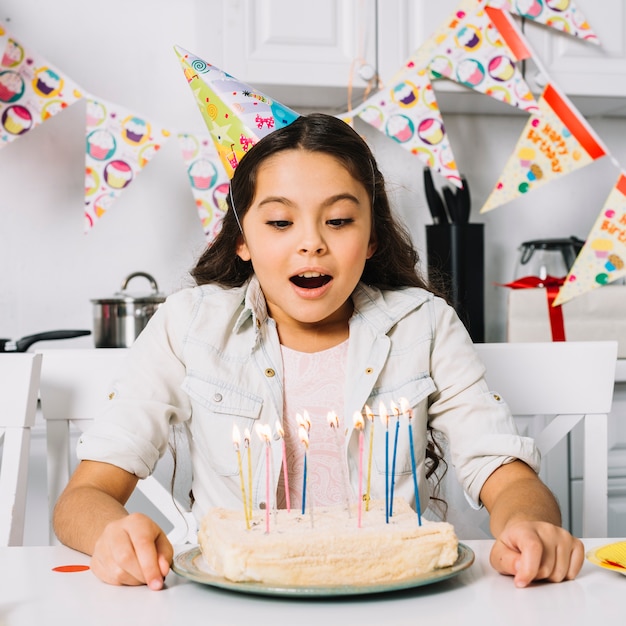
[290,272,332,289]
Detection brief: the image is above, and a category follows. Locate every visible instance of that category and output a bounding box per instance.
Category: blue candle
[298,424,309,515]
[379,402,390,524]
[389,403,401,518]
[401,397,422,526]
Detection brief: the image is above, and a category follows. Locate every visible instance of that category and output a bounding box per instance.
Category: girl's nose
[299,225,327,255]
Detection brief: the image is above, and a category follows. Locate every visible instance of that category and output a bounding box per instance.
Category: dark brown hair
[191,113,432,291]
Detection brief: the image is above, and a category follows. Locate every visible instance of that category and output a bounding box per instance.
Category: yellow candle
[232,424,250,529]
[364,404,375,511]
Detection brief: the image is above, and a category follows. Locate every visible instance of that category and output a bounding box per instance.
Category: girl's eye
[267,220,291,229]
[327,218,354,227]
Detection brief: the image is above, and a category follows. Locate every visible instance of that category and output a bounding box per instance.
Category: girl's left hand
[489,520,585,587]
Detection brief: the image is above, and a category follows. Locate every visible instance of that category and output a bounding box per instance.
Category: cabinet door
[522,0,626,99]
[222,0,377,107]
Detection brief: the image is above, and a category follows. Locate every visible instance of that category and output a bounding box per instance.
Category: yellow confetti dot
[207,103,218,120]
[572,150,582,160]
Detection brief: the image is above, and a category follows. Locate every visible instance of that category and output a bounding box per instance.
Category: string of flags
[1,0,624,307]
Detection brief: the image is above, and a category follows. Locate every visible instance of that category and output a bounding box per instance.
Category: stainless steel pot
[91,272,166,348]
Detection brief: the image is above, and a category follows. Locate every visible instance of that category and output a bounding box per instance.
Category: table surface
[0,539,623,626]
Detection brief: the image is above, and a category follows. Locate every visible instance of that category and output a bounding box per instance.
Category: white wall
[1,0,625,345]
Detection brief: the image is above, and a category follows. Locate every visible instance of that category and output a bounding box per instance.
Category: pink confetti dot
[605,209,615,218]
[497,182,503,189]
[531,119,540,127]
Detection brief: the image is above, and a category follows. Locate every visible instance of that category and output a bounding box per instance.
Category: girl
[54,113,583,590]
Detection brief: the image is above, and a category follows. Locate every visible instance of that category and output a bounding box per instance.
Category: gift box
[507,285,626,357]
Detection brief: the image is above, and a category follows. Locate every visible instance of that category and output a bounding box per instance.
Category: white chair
[38,349,195,545]
[0,353,42,546]
[441,341,617,539]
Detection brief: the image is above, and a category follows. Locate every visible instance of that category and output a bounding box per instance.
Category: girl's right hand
[89,512,173,590]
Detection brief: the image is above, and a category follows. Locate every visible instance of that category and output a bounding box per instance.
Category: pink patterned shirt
[276,340,352,510]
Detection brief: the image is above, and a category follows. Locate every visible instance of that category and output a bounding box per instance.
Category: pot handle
[120,272,159,294]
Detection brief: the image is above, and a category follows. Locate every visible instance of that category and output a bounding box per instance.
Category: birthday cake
[198,498,458,586]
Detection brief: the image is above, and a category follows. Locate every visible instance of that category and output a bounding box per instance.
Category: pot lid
[91,272,166,304]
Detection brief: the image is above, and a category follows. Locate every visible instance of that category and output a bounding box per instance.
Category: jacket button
[213,392,223,402]
[365,367,374,375]
[264,368,275,377]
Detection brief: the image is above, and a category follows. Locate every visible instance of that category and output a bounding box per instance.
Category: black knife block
[426,223,485,343]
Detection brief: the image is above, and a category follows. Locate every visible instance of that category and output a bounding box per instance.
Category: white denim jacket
[77,276,540,522]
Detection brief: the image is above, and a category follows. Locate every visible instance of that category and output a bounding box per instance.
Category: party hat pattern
[555,173,626,306]
[480,83,607,213]
[175,46,300,179]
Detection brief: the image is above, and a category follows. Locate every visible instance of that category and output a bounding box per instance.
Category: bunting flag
[174,46,300,179]
[555,173,626,306]
[0,28,82,148]
[489,0,600,45]
[480,83,607,213]
[84,97,170,232]
[177,131,230,243]
[428,0,539,114]
[356,64,462,186]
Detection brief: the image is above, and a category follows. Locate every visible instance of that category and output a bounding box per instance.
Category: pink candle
[353,411,365,528]
[255,423,272,533]
[275,420,291,513]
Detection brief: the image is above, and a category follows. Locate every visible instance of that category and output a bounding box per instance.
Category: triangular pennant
[480,83,607,213]
[177,131,230,243]
[489,0,600,45]
[0,27,82,148]
[356,65,462,186]
[429,0,539,113]
[555,173,626,306]
[84,97,170,232]
[174,46,300,179]
[0,22,9,58]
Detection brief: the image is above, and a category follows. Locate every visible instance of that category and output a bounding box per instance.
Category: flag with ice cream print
[555,173,626,306]
[0,27,82,149]
[175,46,300,179]
[480,83,607,213]
[488,0,600,45]
[177,131,230,243]
[356,63,462,186]
[428,0,539,113]
[84,97,170,232]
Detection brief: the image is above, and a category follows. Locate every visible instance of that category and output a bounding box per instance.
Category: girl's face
[236,149,377,341]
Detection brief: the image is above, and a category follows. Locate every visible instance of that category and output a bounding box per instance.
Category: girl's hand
[489,520,585,587]
[90,513,173,590]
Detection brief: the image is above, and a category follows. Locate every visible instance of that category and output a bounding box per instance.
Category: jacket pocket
[366,375,435,476]
[182,373,263,476]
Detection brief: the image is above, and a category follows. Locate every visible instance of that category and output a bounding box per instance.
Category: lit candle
[379,401,390,524]
[389,400,401,518]
[400,397,422,526]
[327,410,351,516]
[298,424,309,515]
[232,424,250,529]
[244,427,253,521]
[275,420,291,513]
[364,404,374,511]
[353,411,365,528]
[255,423,273,533]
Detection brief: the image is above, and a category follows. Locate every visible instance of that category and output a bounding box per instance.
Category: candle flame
[232,423,241,449]
[364,404,374,422]
[389,400,400,417]
[353,410,365,430]
[399,397,413,420]
[255,422,272,443]
[302,410,311,431]
[298,425,309,448]
[326,410,339,429]
[243,427,251,447]
[275,420,285,439]
[378,401,389,427]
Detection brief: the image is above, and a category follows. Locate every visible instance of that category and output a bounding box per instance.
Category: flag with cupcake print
[480,83,607,213]
[177,131,230,243]
[84,97,170,232]
[555,173,626,305]
[356,64,462,186]
[0,28,82,148]
[488,0,600,45]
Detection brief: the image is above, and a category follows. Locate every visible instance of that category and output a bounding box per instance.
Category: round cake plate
[172,543,475,598]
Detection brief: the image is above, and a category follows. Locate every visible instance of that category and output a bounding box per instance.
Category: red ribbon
[499,275,566,342]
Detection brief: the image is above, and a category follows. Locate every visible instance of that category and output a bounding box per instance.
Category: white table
[0,539,623,626]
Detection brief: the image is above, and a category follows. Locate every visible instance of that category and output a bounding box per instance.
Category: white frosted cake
[198,498,458,586]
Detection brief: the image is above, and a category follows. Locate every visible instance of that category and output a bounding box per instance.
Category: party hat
[175,46,300,178]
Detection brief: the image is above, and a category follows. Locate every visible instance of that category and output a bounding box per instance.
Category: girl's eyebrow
[257,193,362,208]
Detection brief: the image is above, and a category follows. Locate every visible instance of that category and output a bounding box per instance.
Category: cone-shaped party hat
[175,46,300,178]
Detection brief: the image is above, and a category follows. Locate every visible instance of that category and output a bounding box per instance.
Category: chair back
[0,353,42,546]
[38,349,195,545]
[442,341,617,539]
